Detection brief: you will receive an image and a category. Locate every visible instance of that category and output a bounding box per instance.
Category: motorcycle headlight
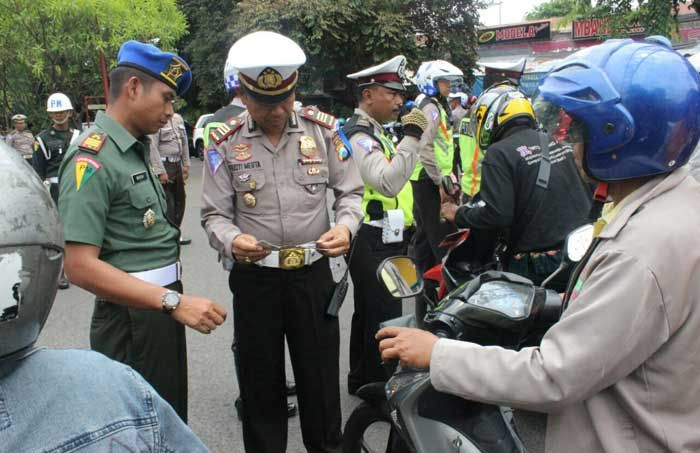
[385,368,430,399]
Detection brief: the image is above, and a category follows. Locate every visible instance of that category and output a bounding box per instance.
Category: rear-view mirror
[565,224,594,263]
[377,256,423,299]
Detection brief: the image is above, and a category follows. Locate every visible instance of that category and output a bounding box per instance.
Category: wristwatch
[161,290,181,314]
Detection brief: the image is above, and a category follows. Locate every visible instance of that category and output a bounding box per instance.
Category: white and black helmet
[0,142,64,358]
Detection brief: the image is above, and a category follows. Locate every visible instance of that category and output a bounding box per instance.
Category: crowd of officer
[2,29,700,453]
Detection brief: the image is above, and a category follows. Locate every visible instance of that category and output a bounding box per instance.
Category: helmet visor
[533,95,586,144]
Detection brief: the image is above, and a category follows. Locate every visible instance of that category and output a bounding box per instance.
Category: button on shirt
[149,112,190,175]
[201,111,363,260]
[58,111,179,272]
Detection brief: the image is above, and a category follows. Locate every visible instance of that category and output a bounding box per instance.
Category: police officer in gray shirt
[201,31,363,453]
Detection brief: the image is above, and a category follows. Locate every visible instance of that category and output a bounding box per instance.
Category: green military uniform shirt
[58,111,179,272]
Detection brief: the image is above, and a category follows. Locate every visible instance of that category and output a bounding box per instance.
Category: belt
[129,262,181,286]
[47,176,59,184]
[256,246,324,270]
[161,156,181,163]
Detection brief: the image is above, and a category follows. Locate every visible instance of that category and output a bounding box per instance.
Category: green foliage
[179,0,484,116]
[0,0,187,131]
[526,0,592,21]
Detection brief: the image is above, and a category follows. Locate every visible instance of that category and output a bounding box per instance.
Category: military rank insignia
[78,132,107,154]
[212,117,244,144]
[300,107,337,130]
[75,156,101,191]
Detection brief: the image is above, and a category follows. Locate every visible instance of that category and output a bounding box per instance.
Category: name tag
[131,171,148,185]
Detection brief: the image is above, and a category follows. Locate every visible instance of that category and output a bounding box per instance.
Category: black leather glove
[400,108,428,139]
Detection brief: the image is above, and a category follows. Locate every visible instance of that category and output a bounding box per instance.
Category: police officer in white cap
[201,31,363,452]
[5,114,35,162]
[343,55,429,393]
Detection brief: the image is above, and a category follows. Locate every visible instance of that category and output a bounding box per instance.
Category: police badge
[299,136,318,158]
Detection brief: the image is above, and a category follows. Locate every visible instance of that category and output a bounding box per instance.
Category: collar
[242,111,303,138]
[597,168,689,239]
[94,111,138,153]
[354,108,384,136]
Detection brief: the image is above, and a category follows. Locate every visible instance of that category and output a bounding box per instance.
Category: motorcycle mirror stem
[540,223,595,289]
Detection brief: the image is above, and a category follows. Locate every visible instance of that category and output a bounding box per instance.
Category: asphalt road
[39,159,545,453]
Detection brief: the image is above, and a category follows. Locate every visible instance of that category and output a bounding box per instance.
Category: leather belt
[256,247,323,270]
[129,262,181,286]
[161,156,181,163]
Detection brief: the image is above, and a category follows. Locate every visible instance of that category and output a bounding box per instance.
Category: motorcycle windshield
[468,281,534,319]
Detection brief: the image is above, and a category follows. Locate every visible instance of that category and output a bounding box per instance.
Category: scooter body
[343,225,595,453]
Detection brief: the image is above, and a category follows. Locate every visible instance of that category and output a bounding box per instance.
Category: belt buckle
[279,247,305,270]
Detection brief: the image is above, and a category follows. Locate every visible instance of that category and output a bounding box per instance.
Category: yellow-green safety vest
[458,116,483,197]
[362,132,414,227]
[411,100,454,181]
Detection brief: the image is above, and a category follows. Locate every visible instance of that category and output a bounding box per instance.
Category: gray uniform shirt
[430,168,700,452]
[6,130,35,158]
[149,113,190,175]
[418,100,443,185]
[201,109,363,260]
[349,108,419,198]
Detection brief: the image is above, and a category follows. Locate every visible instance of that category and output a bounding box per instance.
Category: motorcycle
[342,223,594,453]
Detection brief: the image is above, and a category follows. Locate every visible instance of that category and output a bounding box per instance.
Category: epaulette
[78,131,107,154]
[211,116,244,145]
[300,106,337,130]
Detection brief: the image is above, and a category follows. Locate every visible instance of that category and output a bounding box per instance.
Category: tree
[0,0,187,130]
[178,0,485,116]
[526,0,592,20]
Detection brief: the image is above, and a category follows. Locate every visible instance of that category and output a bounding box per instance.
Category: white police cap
[347,55,407,91]
[230,31,306,104]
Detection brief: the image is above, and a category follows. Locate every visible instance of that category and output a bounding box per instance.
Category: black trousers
[411,178,456,274]
[229,258,342,453]
[90,281,188,421]
[163,161,186,227]
[348,224,408,391]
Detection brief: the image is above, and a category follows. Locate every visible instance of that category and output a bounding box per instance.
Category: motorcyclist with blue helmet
[377,36,700,452]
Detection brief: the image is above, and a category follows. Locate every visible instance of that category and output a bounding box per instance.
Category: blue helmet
[536,36,700,181]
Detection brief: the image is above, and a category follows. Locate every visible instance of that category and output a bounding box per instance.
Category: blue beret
[117,40,192,97]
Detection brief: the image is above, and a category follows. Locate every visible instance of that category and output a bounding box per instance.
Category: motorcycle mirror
[564,223,594,263]
[376,256,424,299]
[541,223,594,288]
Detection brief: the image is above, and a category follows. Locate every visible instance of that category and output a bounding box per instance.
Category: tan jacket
[430,168,700,452]
[148,113,190,175]
[201,109,363,261]
[5,129,35,158]
[348,108,418,198]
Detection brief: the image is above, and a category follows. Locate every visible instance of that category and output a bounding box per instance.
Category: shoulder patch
[78,132,107,154]
[300,107,337,130]
[211,117,244,145]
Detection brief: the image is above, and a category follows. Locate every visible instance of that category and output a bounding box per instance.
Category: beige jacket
[430,168,700,452]
[148,113,190,175]
[201,109,363,261]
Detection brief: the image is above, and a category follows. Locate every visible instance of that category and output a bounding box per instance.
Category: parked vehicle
[192,113,214,159]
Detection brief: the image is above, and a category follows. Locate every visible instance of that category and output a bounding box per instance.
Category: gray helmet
[0,142,64,358]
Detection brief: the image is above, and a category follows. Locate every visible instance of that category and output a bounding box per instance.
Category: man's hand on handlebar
[376,326,439,369]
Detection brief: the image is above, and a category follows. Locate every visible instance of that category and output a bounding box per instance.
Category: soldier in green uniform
[58,40,227,422]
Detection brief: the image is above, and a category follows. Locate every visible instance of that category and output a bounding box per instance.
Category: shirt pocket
[127,183,159,227]
[292,164,329,208]
[231,168,267,212]
[160,127,175,142]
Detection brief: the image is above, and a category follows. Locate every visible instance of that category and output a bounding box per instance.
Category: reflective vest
[458,116,483,197]
[361,132,414,227]
[411,98,453,181]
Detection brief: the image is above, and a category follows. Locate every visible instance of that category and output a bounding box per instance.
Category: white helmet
[415,60,464,96]
[46,93,73,112]
[223,45,240,93]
